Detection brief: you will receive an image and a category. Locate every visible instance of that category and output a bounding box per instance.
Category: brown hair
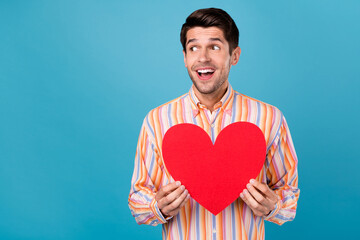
[180,8,239,54]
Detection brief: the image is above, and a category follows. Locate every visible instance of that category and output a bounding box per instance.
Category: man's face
[183,27,240,97]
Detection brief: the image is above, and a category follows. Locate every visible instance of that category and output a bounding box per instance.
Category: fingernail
[176,181,181,186]
[250,179,255,184]
[181,185,185,190]
[187,194,190,199]
[240,193,244,198]
[244,189,248,194]
[246,183,251,188]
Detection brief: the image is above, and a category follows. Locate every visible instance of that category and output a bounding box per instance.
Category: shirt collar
[189,84,234,118]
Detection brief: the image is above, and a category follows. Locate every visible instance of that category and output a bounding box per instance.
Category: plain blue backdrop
[1,0,359,239]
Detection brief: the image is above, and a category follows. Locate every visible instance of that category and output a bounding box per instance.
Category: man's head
[181,8,241,101]
[180,8,239,55]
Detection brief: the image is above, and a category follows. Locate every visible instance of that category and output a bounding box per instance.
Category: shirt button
[212,229,216,234]
[211,124,215,128]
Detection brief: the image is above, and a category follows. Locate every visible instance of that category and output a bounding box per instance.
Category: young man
[128,8,299,240]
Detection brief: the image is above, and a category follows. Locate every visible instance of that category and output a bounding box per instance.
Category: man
[128,8,299,240]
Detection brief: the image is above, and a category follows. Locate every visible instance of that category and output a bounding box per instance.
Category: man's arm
[240,114,300,225]
[128,119,189,226]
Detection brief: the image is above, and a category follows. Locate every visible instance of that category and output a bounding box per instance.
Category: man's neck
[193,82,228,112]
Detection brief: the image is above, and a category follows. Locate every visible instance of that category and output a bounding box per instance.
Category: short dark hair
[180,8,239,54]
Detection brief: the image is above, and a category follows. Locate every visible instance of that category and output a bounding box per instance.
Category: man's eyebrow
[187,38,198,45]
[209,38,223,43]
[186,38,223,45]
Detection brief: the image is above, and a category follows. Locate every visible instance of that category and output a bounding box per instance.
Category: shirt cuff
[264,199,281,220]
[149,197,173,224]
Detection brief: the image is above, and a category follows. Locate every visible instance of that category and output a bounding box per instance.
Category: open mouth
[196,68,215,80]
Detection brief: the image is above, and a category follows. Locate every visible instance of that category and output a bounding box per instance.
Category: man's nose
[198,49,210,62]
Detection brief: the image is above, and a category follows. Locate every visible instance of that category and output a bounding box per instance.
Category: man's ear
[183,50,187,68]
[231,47,241,66]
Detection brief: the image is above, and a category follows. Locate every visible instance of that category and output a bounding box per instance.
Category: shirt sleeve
[264,114,300,225]
[128,120,168,226]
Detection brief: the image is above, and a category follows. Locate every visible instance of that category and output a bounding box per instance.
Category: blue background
[1,0,359,239]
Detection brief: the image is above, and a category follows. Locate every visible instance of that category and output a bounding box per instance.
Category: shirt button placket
[212,228,217,239]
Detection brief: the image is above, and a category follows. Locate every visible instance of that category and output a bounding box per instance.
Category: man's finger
[179,193,190,208]
[164,189,189,214]
[240,190,264,216]
[160,185,186,207]
[250,179,278,202]
[155,181,181,201]
[170,188,189,209]
[246,183,272,208]
[167,193,191,216]
[240,189,268,215]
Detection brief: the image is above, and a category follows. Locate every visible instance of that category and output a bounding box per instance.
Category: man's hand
[240,179,279,217]
[155,181,190,218]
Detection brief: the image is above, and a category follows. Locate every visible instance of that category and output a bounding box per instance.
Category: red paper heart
[162,122,266,215]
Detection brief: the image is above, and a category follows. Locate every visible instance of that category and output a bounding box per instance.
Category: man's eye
[190,46,198,51]
[212,45,220,50]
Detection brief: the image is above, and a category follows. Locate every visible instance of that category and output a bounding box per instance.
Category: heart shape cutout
[162,122,266,215]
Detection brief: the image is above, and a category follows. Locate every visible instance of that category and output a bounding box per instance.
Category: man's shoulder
[147,92,189,116]
[141,92,190,129]
[233,90,282,115]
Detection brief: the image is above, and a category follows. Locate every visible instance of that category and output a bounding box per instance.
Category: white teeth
[197,69,215,73]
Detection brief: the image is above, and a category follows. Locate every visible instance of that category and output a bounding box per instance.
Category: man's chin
[193,83,217,95]
[190,75,223,95]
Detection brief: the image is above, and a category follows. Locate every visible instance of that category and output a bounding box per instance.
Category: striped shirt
[128,84,299,240]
